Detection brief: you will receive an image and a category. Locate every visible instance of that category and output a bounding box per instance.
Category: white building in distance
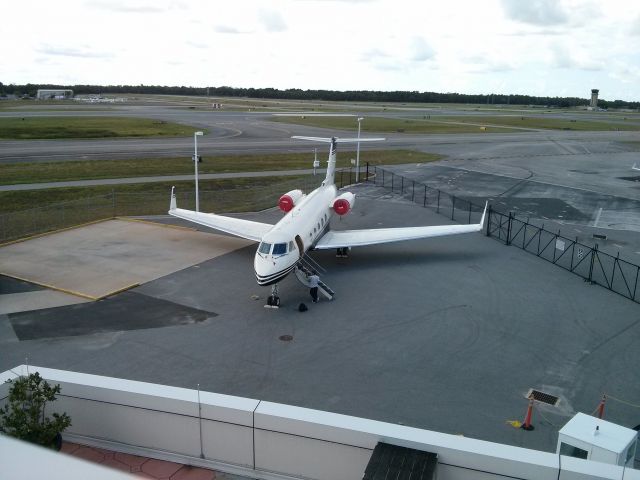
[36,89,74,100]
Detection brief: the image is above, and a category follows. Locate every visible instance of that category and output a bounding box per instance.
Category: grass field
[0,176,316,214]
[0,175,319,242]
[0,150,441,185]
[0,116,200,139]
[271,114,640,133]
[436,115,640,131]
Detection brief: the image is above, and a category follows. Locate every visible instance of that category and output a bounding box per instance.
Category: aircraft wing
[315,203,487,249]
[168,189,273,242]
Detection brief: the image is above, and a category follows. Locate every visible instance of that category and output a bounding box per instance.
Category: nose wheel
[265,284,280,308]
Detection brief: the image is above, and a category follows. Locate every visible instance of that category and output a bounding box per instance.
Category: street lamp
[193,131,204,212]
[355,117,364,182]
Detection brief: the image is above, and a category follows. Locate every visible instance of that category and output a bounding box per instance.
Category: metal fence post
[506,212,513,246]
[437,190,440,213]
[391,173,394,192]
[451,196,456,220]
[366,163,369,182]
[611,253,619,288]
[423,185,427,207]
[468,201,472,224]
[412,180,415,202]
[588,244,598,284]
[401,176,404,196]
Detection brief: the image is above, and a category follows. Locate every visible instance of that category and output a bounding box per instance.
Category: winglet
[633,163,640,171]
[169,186,176,211]
[479,201,488,227]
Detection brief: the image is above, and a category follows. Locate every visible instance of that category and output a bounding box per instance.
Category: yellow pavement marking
[0,272,98,300]
[115,217,195,231]
[0,218,112,248]
[94,283,140,300]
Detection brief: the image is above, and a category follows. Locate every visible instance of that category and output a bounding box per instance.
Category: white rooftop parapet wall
[1,365,638,480]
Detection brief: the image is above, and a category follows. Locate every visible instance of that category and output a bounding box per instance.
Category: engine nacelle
[278,189,304,212]
[332,192,355,216]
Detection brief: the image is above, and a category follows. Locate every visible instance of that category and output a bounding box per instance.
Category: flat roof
[559,413,637,453]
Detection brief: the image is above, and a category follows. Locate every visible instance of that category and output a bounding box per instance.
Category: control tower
[590,89,599,108]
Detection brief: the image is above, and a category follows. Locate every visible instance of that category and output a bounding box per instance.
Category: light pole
[193,131,203,211]
[355,117,364,182]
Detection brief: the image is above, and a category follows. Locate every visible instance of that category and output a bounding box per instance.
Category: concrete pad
[0,219,253,299]
[0,290,91,315]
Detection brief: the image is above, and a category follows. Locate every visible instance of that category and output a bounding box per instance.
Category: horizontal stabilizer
[292,136,385,143]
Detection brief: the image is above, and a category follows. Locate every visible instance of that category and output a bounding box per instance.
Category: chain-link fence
[0,174,323,244]
[365,164,640,305]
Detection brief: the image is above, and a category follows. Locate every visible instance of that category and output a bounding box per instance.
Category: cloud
[37,45,113,59]
[462,55,515,74]
[86,1,165,13]
[409,37,435,62]
[501,28,564,36]
[360,48,390,61]
[186,40,208,49]
[501,0,569,26]
[214,25,246,34]
[551,44,602,71]
[258,9,287,32]
[631,15,640,35]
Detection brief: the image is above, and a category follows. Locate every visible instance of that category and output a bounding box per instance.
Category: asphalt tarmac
[1,187,639,457]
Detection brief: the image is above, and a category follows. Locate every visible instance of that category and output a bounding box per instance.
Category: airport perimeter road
[2,187,639,455]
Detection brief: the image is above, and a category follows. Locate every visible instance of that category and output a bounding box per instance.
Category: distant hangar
[36,89,73,100]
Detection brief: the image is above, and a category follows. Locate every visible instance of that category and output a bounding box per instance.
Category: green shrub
[0,372,72,448]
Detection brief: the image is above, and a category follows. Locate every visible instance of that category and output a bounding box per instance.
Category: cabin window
[273,243,287,255]
[258,242,272,255]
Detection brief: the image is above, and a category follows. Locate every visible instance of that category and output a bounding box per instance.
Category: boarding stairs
[295,254,335,300]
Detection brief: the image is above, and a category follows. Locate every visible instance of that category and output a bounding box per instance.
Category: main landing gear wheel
[265,284,280,308]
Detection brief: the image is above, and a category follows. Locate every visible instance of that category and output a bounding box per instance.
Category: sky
[2,0,640,101]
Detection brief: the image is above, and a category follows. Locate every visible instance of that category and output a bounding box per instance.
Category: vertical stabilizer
[291,135,385,187]
[324,137,337,186]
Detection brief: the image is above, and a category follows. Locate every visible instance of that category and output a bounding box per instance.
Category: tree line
[1,82,638,109]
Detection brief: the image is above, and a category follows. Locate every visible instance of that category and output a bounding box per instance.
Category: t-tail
[292,135,385,186]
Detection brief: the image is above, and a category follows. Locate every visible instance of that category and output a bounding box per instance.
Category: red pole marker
[597,394,606,419]
[522,396,535,431]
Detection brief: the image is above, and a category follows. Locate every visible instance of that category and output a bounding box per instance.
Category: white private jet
[633,163,640,171]
[169,136,487,306]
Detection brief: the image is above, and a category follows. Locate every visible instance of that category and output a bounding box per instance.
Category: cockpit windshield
[272,243,287,255]
[258,242,272,255]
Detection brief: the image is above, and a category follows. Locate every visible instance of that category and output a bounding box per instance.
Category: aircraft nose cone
[254,253,296,286]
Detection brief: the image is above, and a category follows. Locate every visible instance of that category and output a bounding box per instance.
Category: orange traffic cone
[521,396,535,431]
[597,394,606,419]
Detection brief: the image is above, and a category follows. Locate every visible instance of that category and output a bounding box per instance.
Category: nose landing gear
[265,284,280,308]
